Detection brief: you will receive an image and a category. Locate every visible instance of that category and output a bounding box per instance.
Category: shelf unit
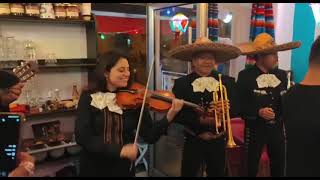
[0,14,98,177]
[26,142,79,155]
[0,59,96,71]
[0,15,95,25]
[0,59,96,70]
[26,108,77,119]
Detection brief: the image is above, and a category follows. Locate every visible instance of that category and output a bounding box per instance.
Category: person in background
[8,152,35,177]
[0,70,24,111]
[0,70,34,177]
[284,36,320,177]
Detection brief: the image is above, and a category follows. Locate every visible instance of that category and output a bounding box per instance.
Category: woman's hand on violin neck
[166,99,184,122]
[120,143,138,161]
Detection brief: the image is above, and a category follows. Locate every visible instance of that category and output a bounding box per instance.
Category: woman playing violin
[75,50,184,177]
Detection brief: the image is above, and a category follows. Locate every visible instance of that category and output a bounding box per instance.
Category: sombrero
[168,37,241,63]
[237,33,301,55]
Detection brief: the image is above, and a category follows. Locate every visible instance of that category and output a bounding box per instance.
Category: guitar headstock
[12,61,39,82]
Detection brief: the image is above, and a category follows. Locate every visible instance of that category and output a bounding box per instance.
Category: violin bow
[129,55,155,171]
[133,59,155,144]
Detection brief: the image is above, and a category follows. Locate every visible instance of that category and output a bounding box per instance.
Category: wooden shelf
[27,141,79,155]
[0,58,96,70]
[26,108,77,119]
[0,64,96,70]
[38,64,96,69]
[2,63,96,70]
[0,15,94,25]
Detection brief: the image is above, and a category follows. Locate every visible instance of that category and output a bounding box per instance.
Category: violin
[116,82,206,113]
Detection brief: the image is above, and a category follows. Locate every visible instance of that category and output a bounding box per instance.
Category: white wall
[218,3,251,80]
[274,3,295,71]
[0,22,87,59]
[219,3,296,77]
[315,23,320,39]
[0,21,89,103]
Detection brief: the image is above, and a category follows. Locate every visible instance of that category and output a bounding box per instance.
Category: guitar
[0,61,38,92]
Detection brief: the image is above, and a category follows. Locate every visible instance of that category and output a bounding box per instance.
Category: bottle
[24,40,36,60]
[40,3,55,19]
[54,89,61,102]
[0,3,10,16]
[72,83,79,101]
[25,3,40,17]
[54,3,66,19]
[10,3,24,16]
[81,3,91,21]
[66,3,79,20]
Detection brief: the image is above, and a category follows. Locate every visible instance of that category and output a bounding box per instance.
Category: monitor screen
[0,113,21,177]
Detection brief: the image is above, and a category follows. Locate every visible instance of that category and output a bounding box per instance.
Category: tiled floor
[135,164,148,177]
[136,171,148,177]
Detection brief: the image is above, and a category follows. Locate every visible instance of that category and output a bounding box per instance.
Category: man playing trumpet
[168,37,241,177]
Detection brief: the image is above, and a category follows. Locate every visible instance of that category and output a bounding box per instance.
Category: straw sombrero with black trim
[168,37,241,63]
[237,33,301,55]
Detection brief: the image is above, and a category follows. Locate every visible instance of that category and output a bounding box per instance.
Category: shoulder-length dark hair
[87,49,133,93]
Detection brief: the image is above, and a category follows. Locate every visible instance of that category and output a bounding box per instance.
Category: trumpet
[212,74,237,148]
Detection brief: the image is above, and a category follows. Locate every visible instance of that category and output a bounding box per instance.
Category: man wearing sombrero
[236,33,301,177]
[168,37,241,177]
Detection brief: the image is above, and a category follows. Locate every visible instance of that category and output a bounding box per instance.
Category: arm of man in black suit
[236,71,259,121]
[171,78,201,134]
[278,69,289,116]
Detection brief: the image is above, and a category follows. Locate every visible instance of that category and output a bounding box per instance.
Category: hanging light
[99,33,106,40]
[169,13,189,33]
[166,9,171,15]
[169,13,189,40]
[219,10,233,24]
[223,13,233,23]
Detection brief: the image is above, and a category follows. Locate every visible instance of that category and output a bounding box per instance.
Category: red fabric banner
[96,16,146,35]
